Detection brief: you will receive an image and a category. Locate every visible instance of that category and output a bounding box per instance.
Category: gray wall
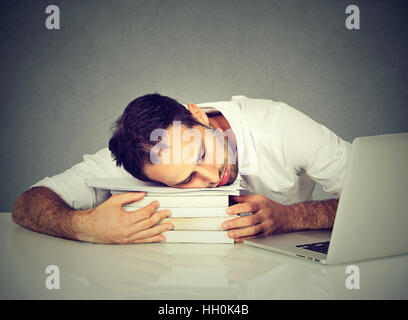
[1,0,407,211]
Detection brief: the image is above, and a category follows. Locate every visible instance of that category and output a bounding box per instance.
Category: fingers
[125,200,161,223]
[111,192,146,206]
[222,213,264,241]
[128,234,166,244]
[222,214,260,230]
[234,232,266,243]
[134,209,172,231]
[109,209,172,244]
[128,222,173,242]
[227,225,264,240]
[226,202,258,215]
[118,206,172,244]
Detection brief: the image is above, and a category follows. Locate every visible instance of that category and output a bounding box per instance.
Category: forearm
[286,198,339,232]
[12,186,88,240]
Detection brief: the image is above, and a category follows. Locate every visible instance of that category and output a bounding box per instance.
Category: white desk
[0,212,407,299]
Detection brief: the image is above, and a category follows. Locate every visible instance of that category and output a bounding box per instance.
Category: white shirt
[31,95,351,209]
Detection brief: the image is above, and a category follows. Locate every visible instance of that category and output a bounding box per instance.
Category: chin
[225,176,237,186]
[224,164,238,185]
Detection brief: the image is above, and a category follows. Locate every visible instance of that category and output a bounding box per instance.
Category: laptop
[244,132,408,265]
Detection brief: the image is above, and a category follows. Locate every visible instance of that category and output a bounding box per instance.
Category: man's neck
[208,114,237,155]
[208,114,231,131]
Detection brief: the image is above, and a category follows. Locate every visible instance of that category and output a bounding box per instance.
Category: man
[12,93,350,244]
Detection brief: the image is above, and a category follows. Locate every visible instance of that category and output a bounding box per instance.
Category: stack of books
[86,177,245,244]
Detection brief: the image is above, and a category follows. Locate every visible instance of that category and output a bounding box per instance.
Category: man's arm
[287,198,338,231]
[222,194,338,242]
[12,186,173,244]
[12,187,79,240]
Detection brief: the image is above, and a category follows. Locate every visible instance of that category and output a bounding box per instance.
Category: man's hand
[73,192,173,244]
[223,194,339,243]
[222,194,292,243]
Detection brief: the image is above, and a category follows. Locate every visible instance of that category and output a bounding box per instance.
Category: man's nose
[196,165,220,186]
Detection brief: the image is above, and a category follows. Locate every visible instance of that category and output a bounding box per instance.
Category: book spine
[163,231,233,244]
[122,196,228,208]
[159,217,231,231]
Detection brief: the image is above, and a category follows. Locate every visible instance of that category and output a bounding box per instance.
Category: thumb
[111,192,146,206]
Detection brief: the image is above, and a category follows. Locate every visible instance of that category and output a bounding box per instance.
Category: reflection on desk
[0,212,407,299]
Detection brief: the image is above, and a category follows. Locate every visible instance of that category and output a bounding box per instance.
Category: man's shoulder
[229,96,295,129]
[81,147,132,177]
[82,147,112,162]
[231,95,290,112]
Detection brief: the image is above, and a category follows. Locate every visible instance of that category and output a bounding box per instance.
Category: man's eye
[183,175,193,185]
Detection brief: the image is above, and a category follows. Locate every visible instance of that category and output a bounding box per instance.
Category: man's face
[144,123,238,188]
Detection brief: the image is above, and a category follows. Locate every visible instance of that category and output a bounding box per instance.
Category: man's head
[109,93,238,188]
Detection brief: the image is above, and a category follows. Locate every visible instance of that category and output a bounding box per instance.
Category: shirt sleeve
[30,148,131,209]
[281,105,351,198]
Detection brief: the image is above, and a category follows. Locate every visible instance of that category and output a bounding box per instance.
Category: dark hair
[109,93,202,182]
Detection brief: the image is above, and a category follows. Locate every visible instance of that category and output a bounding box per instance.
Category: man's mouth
[217,166,230,187]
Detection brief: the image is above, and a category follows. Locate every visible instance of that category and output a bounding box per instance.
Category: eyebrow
[173,140,204,186]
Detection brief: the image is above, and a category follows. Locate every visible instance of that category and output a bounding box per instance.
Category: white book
[111,189,240,196]
[86,177,242,195]
[122,195,228,208]
[159,217,231,231]
[162,230,233,244]
[123,206,230,217]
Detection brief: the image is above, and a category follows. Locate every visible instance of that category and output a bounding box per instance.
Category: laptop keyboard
[296,241,330,255]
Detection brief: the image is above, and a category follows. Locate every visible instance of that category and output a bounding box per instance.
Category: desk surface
[1,212,407,299]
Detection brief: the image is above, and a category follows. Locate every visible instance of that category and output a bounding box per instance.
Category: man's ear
[187,103,209,126]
